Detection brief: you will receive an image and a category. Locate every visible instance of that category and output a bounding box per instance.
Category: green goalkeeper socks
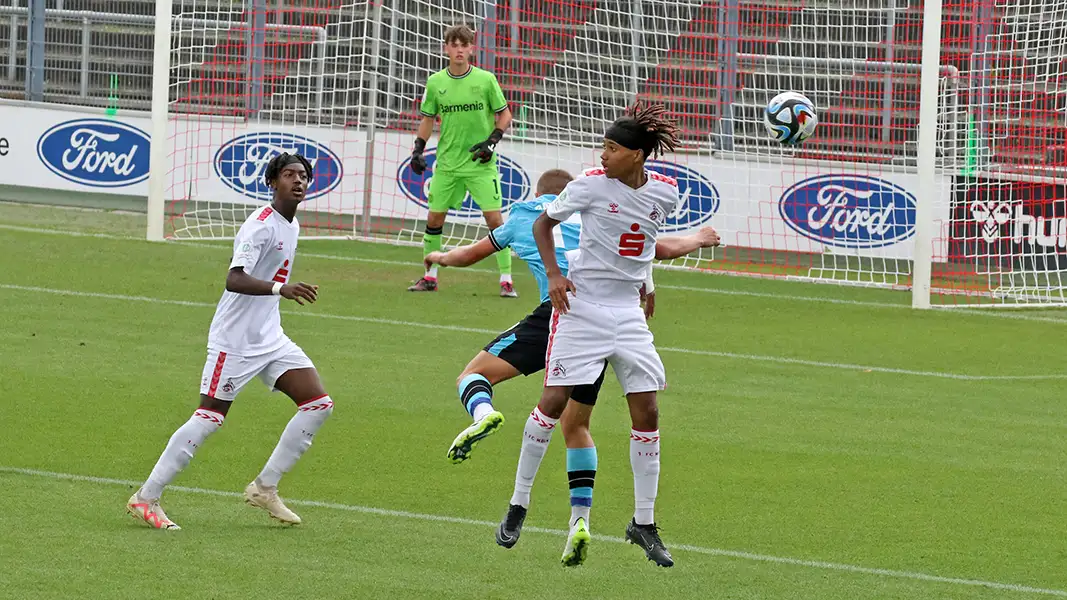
[496,248,512,276]
[423,226,442,279]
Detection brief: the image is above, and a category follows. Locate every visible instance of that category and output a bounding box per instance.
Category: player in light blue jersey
[424,168,720,549]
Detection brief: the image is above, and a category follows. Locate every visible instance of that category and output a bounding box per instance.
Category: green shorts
[427,170,503,213]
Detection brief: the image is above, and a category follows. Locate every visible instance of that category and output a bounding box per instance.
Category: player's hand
[410,152,427,176]
[469,128,504,164]
[468,139,497,164]
[697,226,721,248]
[642,290,656,320]
[424,251,446,271]
[281,282,318,306]
[547,271,575,314]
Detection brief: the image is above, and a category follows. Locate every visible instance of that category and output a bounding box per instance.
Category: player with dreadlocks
[498,102,683,568]
[127,153,336,530]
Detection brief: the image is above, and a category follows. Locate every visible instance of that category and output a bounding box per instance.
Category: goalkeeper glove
[469,128,504,164]
[410,137,428,175]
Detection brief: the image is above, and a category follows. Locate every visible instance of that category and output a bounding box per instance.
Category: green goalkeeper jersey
[420,65,508,175]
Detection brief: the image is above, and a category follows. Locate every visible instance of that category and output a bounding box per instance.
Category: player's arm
[411,82,438,175]
[225,268,318,305]
[537,179,592,312]
[224,225,317,305]
[470,74,512,163]
[532,212,574,312]
[424,237,497,269]
[654,226,721,260]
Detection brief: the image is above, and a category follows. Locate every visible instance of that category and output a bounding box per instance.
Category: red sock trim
[297,393,329,407]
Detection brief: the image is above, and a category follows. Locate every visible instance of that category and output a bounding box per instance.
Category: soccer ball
[764,92,818,145]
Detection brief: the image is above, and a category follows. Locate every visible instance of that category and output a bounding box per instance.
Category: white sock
[509,407,558,508]
[139,408,225,500]
[425,265,439,280]
[630,429,661,525]
[500,273,512,284]
[257,396,334,488]
[472,402,495,422]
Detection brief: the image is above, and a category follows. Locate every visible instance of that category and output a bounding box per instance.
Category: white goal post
[146,0,1067,308]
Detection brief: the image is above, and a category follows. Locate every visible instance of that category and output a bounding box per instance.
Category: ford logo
[397,149,530,217]
[646,160,720,233]
[37,119,151,187]
[214,132,342,201]
[779,175,917,249]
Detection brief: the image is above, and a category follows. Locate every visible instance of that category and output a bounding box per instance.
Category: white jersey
[545,168,680,306]
[207,204,300,355]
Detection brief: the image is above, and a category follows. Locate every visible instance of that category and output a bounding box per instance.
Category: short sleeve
[488,73,508,114]
[419,80,437,117]
[229,223,272,272]
[488,217,516,251]
[545,178,594,222]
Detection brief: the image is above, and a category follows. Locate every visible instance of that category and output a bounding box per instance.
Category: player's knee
[561,416,589,439]
[538,389,569,419]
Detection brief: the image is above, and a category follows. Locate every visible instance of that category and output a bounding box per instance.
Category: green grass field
[4,202,1067,600]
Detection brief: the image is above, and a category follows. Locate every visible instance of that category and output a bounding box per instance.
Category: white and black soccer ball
[764,92,818,145]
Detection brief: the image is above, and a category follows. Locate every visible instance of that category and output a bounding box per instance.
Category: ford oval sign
[214,133,342,201]
[646,160,720,233]
[37,119,151,187]
[397,149,530,217]
[779,175,917,249]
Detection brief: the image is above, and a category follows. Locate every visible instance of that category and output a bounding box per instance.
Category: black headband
[605,118,656,159]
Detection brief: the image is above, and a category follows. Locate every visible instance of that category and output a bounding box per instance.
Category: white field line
[1,466,1064,597]
[5,222,1067,325]
[2,283,1065,382]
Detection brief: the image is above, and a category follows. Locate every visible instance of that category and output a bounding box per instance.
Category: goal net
[153,0,1067,306]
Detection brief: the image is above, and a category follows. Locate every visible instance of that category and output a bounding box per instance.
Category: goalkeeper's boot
[495,503,527,549]
[500,281,518,298]
[447,411,505,463]
[561,517,591,567]
[127,492,181,530]
[244,480,302,525]
[407,277,438,292]
[625,519,674,567]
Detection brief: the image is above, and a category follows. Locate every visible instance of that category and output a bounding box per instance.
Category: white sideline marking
[4,222,1067,325]
[1,466,1064,597]
[2,282,1065,382]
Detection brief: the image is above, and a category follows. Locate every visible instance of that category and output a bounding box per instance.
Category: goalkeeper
[407,23,517,297]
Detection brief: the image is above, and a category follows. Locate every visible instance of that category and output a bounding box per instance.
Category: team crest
[650,207,661,222]
[551,360,567,378]
[221,379,235,393]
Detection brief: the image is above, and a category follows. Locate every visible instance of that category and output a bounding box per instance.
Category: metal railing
[0,5,327,110]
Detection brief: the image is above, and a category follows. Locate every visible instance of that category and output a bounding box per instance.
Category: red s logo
[618,223,646,257]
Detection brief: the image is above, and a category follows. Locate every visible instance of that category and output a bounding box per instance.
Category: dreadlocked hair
[264,152,314,186]
[625,101,680,158]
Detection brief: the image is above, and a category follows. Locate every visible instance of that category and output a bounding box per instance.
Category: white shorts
[199,339,315,401]
[545,296,666,395]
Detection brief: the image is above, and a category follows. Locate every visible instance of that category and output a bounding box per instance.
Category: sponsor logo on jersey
[645,160,720,233]
[397,148,530,217]
[608,202,619,214]
[440,102,486,114]
[37,119,150,187]
[778,174,916,249]
[214,132,342,201]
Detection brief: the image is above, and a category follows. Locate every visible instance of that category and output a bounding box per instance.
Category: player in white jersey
[522,103,682,567]
[127,153,334,530]
[422,169,719,554]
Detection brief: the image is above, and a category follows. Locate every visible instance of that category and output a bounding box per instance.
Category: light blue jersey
[488,197,581,303]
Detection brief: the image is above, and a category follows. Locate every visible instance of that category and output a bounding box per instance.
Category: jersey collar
[447,65,473,79]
